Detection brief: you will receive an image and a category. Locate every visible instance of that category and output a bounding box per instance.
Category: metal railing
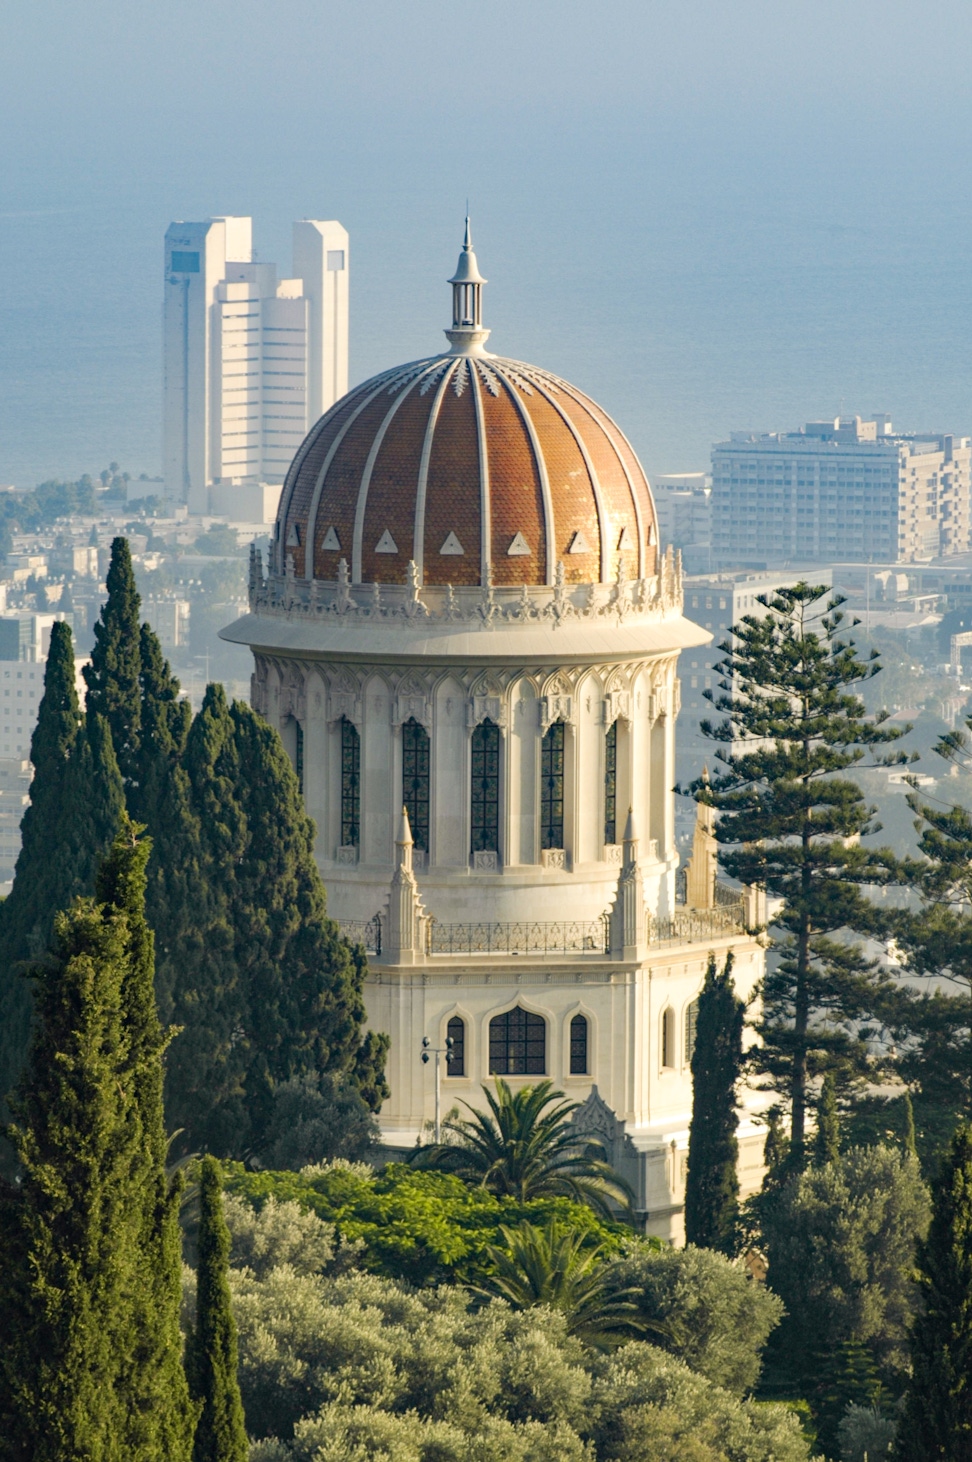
[339,915,382,955]
[649,901,745,947]
[426,916,610,957]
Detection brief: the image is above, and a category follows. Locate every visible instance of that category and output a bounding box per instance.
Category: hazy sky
[3,0,972,486]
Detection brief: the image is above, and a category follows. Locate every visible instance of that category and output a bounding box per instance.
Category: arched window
[569,1014,589,1075]
[604,720,617,845]
[471,718,500,853]
[541,721,565,849]
[402,717,430,852]
[489,1006,545,1075]
[446,1016,465,1077]
[661,1007,675,1069]
[684,999,699,1066]
[340,717,360,848]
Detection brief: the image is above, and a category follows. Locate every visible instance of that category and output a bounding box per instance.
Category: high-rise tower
[163,215,349,515]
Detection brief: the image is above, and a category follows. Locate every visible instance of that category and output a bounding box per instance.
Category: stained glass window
[684,999,699,1066]
[402,718,430,852]
[446,1016,465,1076]
[604,719,617,845]
[340,717,360,847]
[471,718,499,853]
[541,721,565,849]
[489,1006,546,1075]
[570,1014,589,1075]
[295,721,304,796]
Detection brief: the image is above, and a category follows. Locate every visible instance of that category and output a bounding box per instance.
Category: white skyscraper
[163,216,349,515]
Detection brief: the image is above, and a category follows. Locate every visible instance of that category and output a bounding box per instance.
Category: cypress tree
[133,621,191,826]
[691,583,907,1162]
[814,1072,840,1166]
[83,536,142,787]
[0,633,124,1112]
[684,951,744,1254]
[0,820,192,1461]
[898,1125,972,1460]
[0,622,81,1105]
[95,820,196,1460]
[164,684,250,1153]
[190,1157,247,1462]
[229,699,388,1148]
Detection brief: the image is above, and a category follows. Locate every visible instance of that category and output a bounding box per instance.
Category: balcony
[338,882,748,961]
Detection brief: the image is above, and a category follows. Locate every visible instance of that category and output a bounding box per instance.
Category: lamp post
[421,1034,453,1142]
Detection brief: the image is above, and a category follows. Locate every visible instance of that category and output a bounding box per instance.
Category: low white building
[223,224,768,1239]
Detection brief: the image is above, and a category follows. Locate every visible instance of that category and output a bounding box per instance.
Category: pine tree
[0,821,193,1461]
[903,1088,918,1159]
[0,632,124,1112]
[814,1072,840,1166]
[83,536,142,787]
[684,951,744,1254]
[898,1126,972,1460]
[190,1157,247,1462]
[692,583,907,1162]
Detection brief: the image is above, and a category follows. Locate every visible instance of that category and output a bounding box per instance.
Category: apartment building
[711,416,971,568]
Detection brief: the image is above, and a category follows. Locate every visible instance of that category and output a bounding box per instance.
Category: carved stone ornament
[472,850,499,872]
[394,691,432,731]
[335,845,358,865]
[673,679,682,718]
[466,694,506,729]
[602,689,631,724]
[278,677,306,722]
[541,848,566,871]
[328,689,361,726]
[604,843,623,865]
[540,694,573,733]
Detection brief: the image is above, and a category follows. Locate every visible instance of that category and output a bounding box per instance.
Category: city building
[711,416,972,568]
[652,473,712,574]
[222,223,769,1239]
[163,215,349,516]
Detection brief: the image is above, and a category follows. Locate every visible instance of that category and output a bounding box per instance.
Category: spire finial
[445,218,490,357]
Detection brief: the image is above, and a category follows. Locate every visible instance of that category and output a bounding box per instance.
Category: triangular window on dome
[375,530,399,554]
[286,523,301,547]
[617,525,631,550]
[646,523,655,545]
[322,525,341,551]
[439,531,464,556]
[567,530,592,555]
[507,532,531,557]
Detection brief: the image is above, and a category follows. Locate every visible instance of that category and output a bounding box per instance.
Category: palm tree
[475,1219,654,1350]
[409,1078,633,1218]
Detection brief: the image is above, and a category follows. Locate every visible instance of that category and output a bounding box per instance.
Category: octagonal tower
[221,224,767,1237]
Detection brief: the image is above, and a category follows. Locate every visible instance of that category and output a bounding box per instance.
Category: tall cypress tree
[814,1072,840,1166]
[684,951,744,1254]
[83,536,142,788]
[0,631,124,1112]
[692,583,907,1162]
[229,698,388,1147]
[190,1157,247,1462]
[898,1125,972,1459]
[0,623,80,1105]
[95,820,195,1460]
[0,821,192,1461]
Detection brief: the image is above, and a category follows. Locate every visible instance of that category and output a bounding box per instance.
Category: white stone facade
[226,560,768,1240]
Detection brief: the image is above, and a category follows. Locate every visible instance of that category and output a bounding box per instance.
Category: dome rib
[411,359,458,577]
[557,380,650,578]
[529,377,609,584]
[303,374,399,580]
[470,363,491,585]
[500,373,556,588]
[351,361,440,582]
